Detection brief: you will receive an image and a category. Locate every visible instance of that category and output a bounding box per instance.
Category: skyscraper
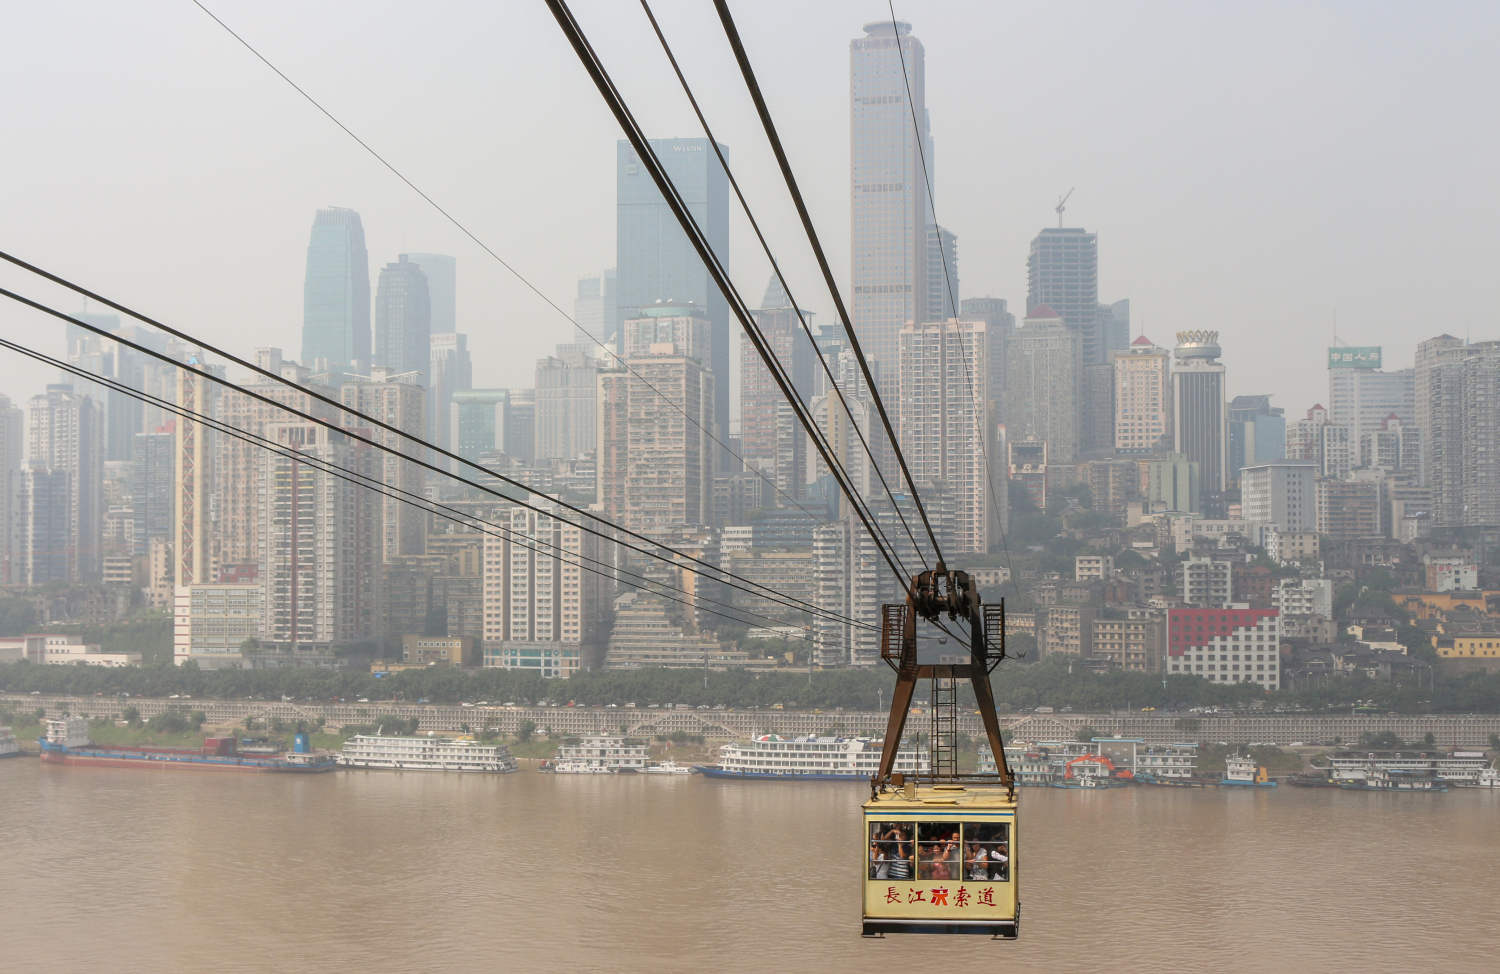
[741,276,816,504]
[1327,349,1415,446]
[506,389,536,464]
[1112,335,1172,454]
[0,394,22,584]
[616,138,728,466]
[1287,405,1354,480]
[1418,338,1500,527]
[925,225,959,322]
[597,315,715,534]
[898,318,992,553]
[1415,334,1464,488]
[1005,305,1080,463]
[213,376,342,572]
[574,269,617,348]
[1027,228,1099,356]
[451,389,509,462]
[373,255,431,384]
[1098,299,1131,356]
[1227,394,1286,480]
[258,421,382,644]
[340,369,427,561]
[535,344,599,461]
[851,20,931,384]
[403,253,456,334]
[19,468,70,586]
[429,332,472,453]
[28,384,104,581]
[65,312,144,463]
[482,501,603,677]
[173,365,216,588]
[301,207,370,375]
[958,297,1015,405]
[132,425,174,558]
[1171,331,1227,496]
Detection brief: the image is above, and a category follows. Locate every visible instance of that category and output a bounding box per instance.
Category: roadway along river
[2,759,1495,973]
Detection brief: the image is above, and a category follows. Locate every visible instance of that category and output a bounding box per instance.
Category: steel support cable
[187,1,828,532]
[542,0,916,596]
[885,1,1023,599]
[0,333,873,638]
[637,0,930,575]
[541,3,916,589]
[711,0,945,569]
[0,281,842,623]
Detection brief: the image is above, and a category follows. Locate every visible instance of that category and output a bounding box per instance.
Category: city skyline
[4,4,1486,412]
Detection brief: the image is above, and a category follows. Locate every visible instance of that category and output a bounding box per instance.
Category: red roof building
[1168,606,1281,689]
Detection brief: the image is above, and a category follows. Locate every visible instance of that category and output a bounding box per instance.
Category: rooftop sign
[1328,346,1381,369]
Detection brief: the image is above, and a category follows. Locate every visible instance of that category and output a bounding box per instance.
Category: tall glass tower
[302,207,370,374]
[616,138,729,469]
[851,20,931,388]
[374,255,431,384]
[404,253,456,334]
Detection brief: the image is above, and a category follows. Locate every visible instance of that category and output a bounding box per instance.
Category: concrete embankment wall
[13,695,1500,747]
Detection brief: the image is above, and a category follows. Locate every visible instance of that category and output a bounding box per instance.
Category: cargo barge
[38,717,337,773]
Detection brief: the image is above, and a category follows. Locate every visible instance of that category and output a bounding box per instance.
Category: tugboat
[1218,754,1277,787]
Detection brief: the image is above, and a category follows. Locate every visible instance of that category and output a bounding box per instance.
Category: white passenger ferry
[339,734,517,773]
[0,726,21,759]
[697,735,929,780]
[550,735,648,773]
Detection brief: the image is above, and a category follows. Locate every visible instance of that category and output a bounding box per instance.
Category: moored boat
[339,733,517,773]
[641,760,694,775]
[1218,754,1277,787]
[1286,772,1341,788]
[1339,767,1447,792]
[0,725,23,759]
[696,734,928,780]
[39,717,337,773]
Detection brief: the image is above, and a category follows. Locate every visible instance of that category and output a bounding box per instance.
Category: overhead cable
[637,0,928,572]
[542,0,917,593]
[0,275,842,623]
[187,0,828,530]
[711,0,945,568]
[0,330,871,638]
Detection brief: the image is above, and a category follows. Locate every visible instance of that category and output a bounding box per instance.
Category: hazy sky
[2,1,1496,420]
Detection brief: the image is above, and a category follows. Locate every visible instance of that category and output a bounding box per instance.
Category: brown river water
[2,758,1495,973]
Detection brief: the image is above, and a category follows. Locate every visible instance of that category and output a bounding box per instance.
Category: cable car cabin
[862,782,1018,937]
[864,567,1020,938]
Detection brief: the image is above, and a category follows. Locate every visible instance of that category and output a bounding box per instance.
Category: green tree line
[5,656,1500,714]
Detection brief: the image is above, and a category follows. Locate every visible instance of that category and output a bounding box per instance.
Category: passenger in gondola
[883,827,913,880]
[870,841,889,880]
[965,839,990,880]
[990,843,1009,881]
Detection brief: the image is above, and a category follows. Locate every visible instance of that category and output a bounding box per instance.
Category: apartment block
[1167,606,1281,689]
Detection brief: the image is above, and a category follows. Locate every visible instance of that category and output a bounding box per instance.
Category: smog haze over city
[4,3,1500,973]
[2,1,1494,407]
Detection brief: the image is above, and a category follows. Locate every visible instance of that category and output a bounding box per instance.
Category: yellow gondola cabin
[863,567,1020,939]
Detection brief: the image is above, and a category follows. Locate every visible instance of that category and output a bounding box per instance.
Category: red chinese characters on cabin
[881,886,1000,908]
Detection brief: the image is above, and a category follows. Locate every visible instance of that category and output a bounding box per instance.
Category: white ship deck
[339,735,517,773]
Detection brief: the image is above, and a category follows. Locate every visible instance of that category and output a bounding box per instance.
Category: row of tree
[6,657,1500,714]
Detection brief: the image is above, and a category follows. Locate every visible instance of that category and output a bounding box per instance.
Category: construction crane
[1055,187,1074,228]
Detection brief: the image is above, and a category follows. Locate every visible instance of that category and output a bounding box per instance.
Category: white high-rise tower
[850,20,931,386]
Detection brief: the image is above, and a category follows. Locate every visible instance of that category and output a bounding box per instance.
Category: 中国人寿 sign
[1328,346,1381,369]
